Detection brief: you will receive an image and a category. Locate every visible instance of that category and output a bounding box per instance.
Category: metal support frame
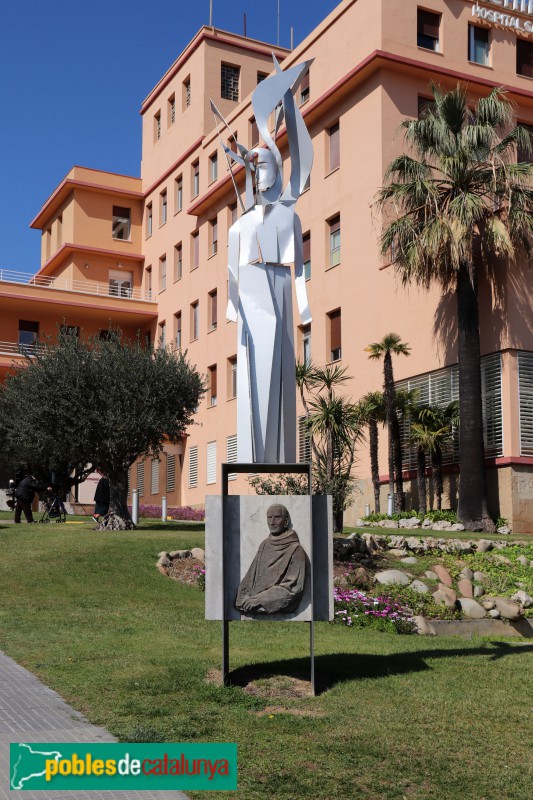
[220,462,315,695]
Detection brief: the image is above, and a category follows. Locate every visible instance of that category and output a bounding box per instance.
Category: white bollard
[387,494,394,517]
[365,503,371,517]
[131,489,139,525]
[162,496,167,521]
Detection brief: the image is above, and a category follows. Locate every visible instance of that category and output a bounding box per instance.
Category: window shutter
[519,351,533,456]
[166,454,176,493]
[137,462,145,497]
[481,353,503,457]
[151,459,159,494]
[330,310,341,352]
[329,123,340,171]
[298,415,312,462]
[226,434,237,481]
[188,446,198,488]
[211,292,217,327]
[303,233,311,263]
[418,10,439,38]
[207,441,217,485]
[210,365,217,398]
[250,117,259,146]
[517,39,533,79]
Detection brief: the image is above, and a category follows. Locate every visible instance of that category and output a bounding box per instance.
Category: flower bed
[333,587,415,634]
[129,504,205,521]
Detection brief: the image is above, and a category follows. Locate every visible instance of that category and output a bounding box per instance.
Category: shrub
[127,504,205,521]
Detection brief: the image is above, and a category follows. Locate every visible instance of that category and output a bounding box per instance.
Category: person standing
[14,474,51,523]
[93,473,110,523]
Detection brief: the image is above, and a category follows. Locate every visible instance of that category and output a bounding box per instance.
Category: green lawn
[1,520,532,800]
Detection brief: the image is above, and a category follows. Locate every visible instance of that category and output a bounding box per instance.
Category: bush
[128,504,205,521]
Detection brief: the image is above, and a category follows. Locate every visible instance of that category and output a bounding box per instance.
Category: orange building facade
[3,0,533,532]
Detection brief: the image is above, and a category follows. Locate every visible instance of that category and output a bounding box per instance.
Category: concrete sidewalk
[0,650,188,799]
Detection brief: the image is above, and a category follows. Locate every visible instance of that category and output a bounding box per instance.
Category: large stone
[481,599,496,611]
[388,535,407,549]
[424,571,439,580]
[458,598,487,619]
[388,548,409,557]
[190,547,205,561]
[405,536,424,551]
[474,585,484,598]
[459,567,474,580]
[433,585,457,608]
[432,565,453,587]
[488,609,501,619]
[398,518,421,530]
[517,555,528,567]
[401,557,418,565]
[450,523,465,532]
[169,549,191,559]
[432,520,452,531]
[493,597,524,620]
[476,539,493,553]
[413,616,435,635]
[375,569,410,586]
[497,526,511,535]
[473,571,488,583]
[422,518,433,528]
[511,590,533,608]
[410,580,430,594]
[493,555,512,566]
[458,578,474,598]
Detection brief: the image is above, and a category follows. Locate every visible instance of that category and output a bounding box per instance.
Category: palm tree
[377,85,533,531]
[357,391,386,513]
[365,334,411,511]
[424,402,459,511]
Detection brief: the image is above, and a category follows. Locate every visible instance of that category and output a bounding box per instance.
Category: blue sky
[0,0,339,273]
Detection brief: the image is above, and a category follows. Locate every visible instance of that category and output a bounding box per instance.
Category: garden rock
[459,567,474,580]
[425,571,439,580]
[458,598,486,619]
[422,519,433,528]
[481,599,496,611]
[190,547,205,561]
[517,555,528,567]
[375,569,410,586]
[511,591,533,608]
[433,565,453,587]
[398,518,421,529]
[458,578,474,598]
[333,537,358,562]
[355,519,368,527]
[401,556,418,565]
[413,616,435,635]
[388,535,407,549]
[410,580,430,594]
[169,549,191,559]
[497,526,511,535]
[493,555,512,566]
[476,539,493,553]
[432,520,452,531]
[474,585,484,598]
[473,571,488,583]
[450,523,465,531]
[388,548,409,558]
[489,609,501,619]
[348,566,373,589]
[405,536,425,552]
[493,597,523,620]
[433,585,457,607]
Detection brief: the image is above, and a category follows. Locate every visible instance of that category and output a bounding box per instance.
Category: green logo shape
[10,742,237,791]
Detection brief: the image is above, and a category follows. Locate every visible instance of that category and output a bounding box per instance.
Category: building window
[517,123,533,163]
[257,71,268,84]
[250,117,259,147]
[518,351,533,456]
[154,110,161,141]
[209,152,218,183]
[175,175,183,212]
[146,266,152,298]
[191,301,199,341]
[57,215,62,247]
[160,190,167,225]
[45,228,51,259]
[228,133,238,156]
[151,458,160,495]
[208,365,218,407]
[192,161,200,198]
[137,461,145,496]
[221,63,240,101]
[229,202,238,226]
[303,231,311,281]
[299,69,310,105]
[209,217,218,256]
[328,309,341,362]
[329,215,341,267]
[159,255,166,291]
[328,122,340,172]
[209,289,218,330]
[112,207,131,240]
[168,94,176,125]
[174,242,183,281]
[166,454,176,493]
[18,320,39,353]
[418,95,432,119]
[146,203,153,237]
[517,38,533,78]
[417,9,440,52]
[228,356,237,400]
[174,311,182,349]
[207,441,217,485]
[188,445,198,488]
[298,415,312,463]
[469,25,490,66]
[109,269,133,298]
[191,231,199,269]
[183,77,191,109]
[159,320,166,347]
[226,434,237,480]
[302,324,311,365]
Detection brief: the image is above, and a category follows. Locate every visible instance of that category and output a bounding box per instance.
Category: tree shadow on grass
[228,641,533,695]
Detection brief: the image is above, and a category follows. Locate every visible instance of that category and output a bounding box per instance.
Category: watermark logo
[10,742,237,791]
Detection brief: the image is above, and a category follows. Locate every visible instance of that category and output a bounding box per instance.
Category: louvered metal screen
[298,415,312,462]
[207,441,217,485]
[166,454,176,493]
[188,446,198,489]
[226,434,237,481]
[519,351,533,456]
[151,459,159,495]
[137,462,145,497]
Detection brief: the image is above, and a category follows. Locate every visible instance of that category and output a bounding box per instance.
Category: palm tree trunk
[383,352,395,510]
[433,443,443,511]
[416,446,427,516]
[369,420,380,513]
[456,262,495,532]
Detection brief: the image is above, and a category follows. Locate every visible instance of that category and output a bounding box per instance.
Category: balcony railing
[0,341,39,358]
[0,269,154,303]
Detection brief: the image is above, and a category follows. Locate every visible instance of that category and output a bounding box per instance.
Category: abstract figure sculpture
[212,57,313,462]
[235,504,307,615]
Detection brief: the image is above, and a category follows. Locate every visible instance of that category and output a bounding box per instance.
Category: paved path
[0,650,188,799]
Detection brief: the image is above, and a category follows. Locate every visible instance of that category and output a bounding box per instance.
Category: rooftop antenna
[244,12,247,37]
[290,26,294,50]
[277,0,280,46]
[209,0,213,27]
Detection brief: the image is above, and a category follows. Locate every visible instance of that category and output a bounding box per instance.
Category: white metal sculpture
[212,56,313,463]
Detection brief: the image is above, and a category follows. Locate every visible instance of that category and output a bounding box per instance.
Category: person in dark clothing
[14,474,52,523]
[93,474,110,523]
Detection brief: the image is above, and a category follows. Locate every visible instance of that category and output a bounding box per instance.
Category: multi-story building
[3,0,533,532]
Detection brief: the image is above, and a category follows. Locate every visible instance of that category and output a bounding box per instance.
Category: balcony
[0,269,153,303]
[0,341,39,358]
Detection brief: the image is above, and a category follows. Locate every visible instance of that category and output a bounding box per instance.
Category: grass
[1,520,532,800]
